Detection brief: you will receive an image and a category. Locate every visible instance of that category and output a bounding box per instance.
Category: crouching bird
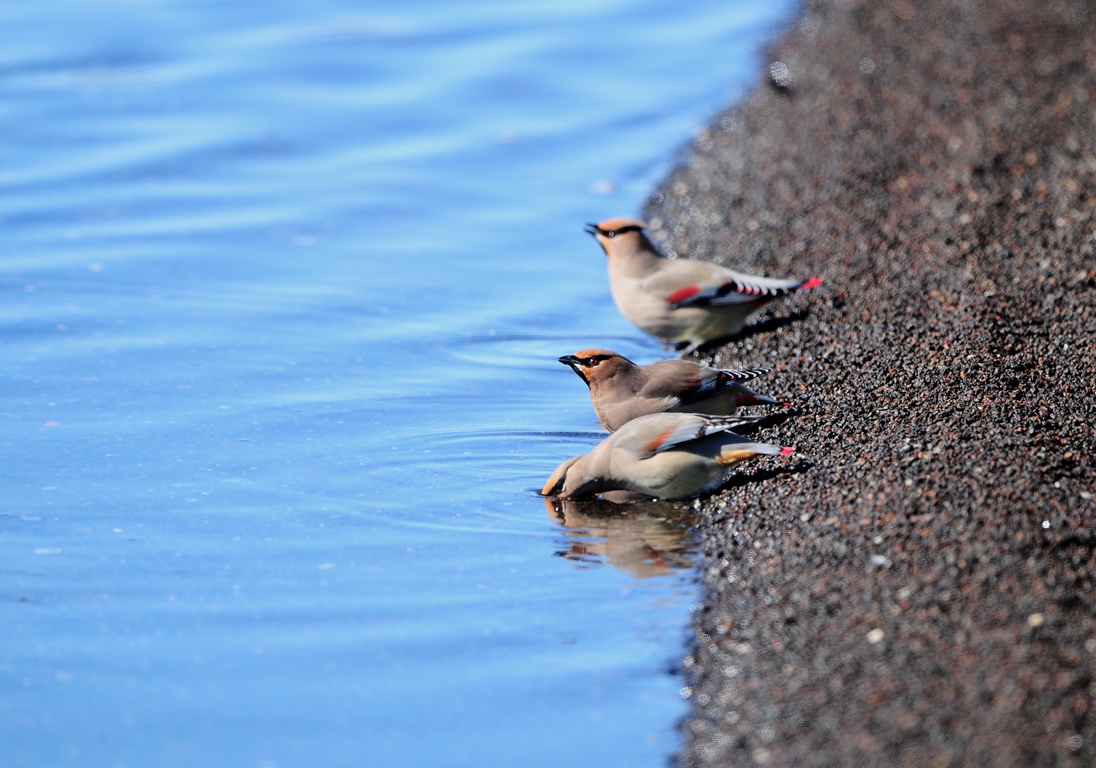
[541,412,794,500]
[586,217,821,355]
[558,348,785,432]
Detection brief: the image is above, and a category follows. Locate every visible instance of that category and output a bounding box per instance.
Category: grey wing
[677,368,770,406]
[649,263,818,309]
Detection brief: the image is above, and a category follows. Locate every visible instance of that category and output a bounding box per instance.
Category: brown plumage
[586,217,821,355]
[541,412,794,500]
[558,348,784,431]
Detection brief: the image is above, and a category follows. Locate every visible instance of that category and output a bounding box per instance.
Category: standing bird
[541,412,794,500]
[558,348,786,431]
[586,217,821,355]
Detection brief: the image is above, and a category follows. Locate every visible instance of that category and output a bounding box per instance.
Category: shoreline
[645,0,1096,764]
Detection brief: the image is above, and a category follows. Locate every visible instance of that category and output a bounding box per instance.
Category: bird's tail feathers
[717,442,794,466]
[736,390,783,406]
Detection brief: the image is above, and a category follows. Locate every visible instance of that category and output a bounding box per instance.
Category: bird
[541,412,794,500]
[585,217,821,355]
[558,348,787,431]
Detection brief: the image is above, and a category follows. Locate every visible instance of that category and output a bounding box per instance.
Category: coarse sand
[643,0,1096,764]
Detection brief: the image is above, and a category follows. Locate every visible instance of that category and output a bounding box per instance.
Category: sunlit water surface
[1,1,794,765]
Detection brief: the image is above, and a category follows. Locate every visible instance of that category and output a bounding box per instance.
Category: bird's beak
[584,223,600,237]
[557,355,589,384]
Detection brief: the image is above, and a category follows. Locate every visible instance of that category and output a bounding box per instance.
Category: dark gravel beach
[643,0,1096,764]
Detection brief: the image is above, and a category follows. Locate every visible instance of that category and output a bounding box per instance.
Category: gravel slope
[642,0,1096,764]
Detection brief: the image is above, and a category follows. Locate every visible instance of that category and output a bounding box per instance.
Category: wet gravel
[643,0,1096,764]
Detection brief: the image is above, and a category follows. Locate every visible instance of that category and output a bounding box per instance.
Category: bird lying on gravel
[541,412,794,500]
[586,217,821,355]
[558,348,786,431]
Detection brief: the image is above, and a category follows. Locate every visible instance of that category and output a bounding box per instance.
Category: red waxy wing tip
[644,428,677,454]
[780,446,796,456]
[802,276,823,290]
[783,401,794,408]
[665,285,702,304]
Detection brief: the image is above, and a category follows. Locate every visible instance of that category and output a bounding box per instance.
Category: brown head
[541,453,616,499]
[583,217,652,256]
[557,348,637,390]
[541,455,582,497]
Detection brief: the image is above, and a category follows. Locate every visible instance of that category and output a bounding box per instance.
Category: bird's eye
[586,357,600,367]
[605,230,616,238]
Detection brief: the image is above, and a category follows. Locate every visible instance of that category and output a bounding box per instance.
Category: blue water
[1,1,794,765]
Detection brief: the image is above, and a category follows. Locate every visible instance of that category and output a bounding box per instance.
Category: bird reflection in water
[544,492,698,578]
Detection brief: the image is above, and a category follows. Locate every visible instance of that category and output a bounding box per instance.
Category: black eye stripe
[598,225,642,237]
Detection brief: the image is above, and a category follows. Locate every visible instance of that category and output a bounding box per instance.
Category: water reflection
[1,0,796,762]
[545,495,698,579]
